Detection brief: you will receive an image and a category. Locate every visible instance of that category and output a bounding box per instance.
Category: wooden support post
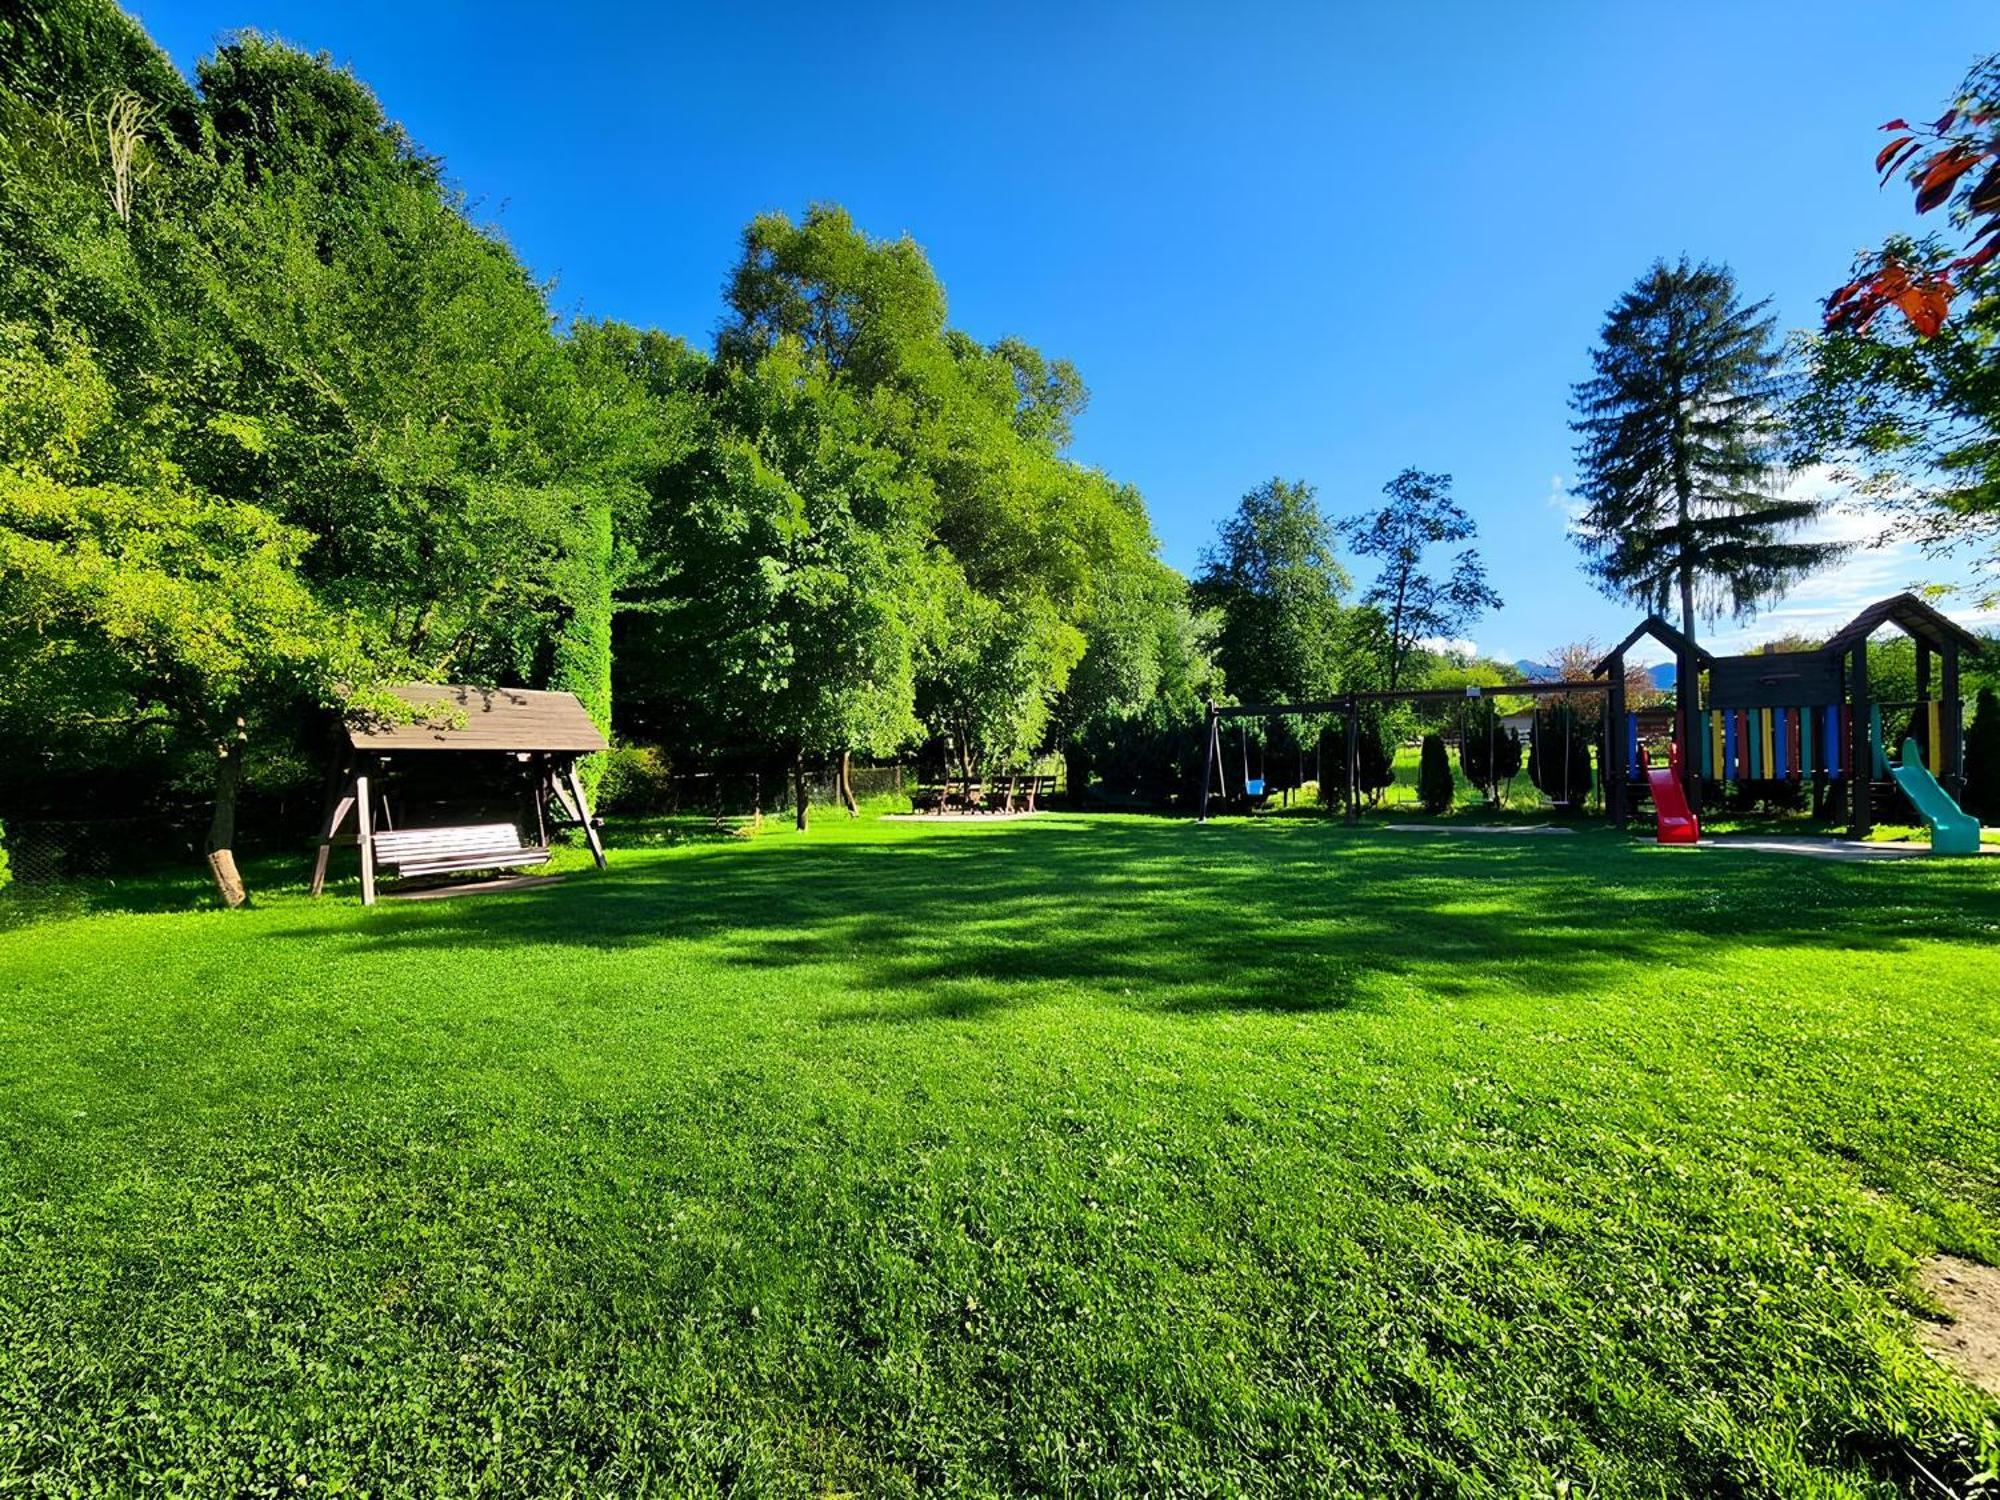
[1849,644,1872,838]
[1941,642,1963,796]
[1606,655,1627,828]
[1679,650,1703,816]
[1344,696,1359,824]
[309,779,357,898]
[1198,701,1217,823]
[566,762,608,869]
[550,771,582,824]
[354,768,377,907]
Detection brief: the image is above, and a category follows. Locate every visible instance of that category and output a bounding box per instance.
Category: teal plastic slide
[1871,708,1983,855]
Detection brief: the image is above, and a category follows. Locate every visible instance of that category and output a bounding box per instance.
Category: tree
[1538,640,1655,738]
[1340,469,1501,691]
[0,321,387,902]
[1417,733,1455,814]
[1194,478,1353,706]
[1822,56,2000,340]
[1571,260,1843,644]
[1797,59,2000,606]
[638,346,923,829]
[719,204,946,387]
[1055,555,1222,801]
[0,17,629,869]
[714,204,1156,791]
[916,572,1078,786]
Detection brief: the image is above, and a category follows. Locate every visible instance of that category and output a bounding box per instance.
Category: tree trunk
[207,728,248,908]
[793,752,809,831]
[838,750,858,816]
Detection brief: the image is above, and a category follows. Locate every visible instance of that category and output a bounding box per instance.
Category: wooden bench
[371,823,552,880]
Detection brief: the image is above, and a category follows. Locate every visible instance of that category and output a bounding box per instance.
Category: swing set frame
[1197,677,1614,825]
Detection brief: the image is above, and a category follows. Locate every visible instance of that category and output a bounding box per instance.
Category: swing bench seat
[371,823,552,879]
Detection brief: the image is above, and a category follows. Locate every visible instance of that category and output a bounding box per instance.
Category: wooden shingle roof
[344,684,608,753]
[1820,593,1984,655]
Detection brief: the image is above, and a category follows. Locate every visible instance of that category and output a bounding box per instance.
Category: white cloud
[1519,466,1996,671]
[1661,465,1994,655]
[1545,473,1584,527]
[1419,635,1481,659]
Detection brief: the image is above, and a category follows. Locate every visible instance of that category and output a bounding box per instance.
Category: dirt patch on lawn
[1917,1255,2000,1397]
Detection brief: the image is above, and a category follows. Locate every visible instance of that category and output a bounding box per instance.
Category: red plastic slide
[1643,746,1699,845]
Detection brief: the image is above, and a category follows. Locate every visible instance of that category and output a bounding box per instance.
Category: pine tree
[1571,260,1845,647]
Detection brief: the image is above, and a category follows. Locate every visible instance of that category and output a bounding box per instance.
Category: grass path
[1,815,1996,1495]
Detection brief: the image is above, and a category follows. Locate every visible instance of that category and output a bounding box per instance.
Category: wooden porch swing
[310,683,609,905]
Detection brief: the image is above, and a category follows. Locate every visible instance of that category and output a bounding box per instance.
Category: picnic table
[914,772,1054,814]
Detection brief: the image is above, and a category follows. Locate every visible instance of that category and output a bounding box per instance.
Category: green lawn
[2,815,1997,1496]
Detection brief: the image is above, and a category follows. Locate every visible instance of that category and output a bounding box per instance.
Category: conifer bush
[1459,704,1524,805]
[1355,714,1394,806]
[1418,733,1455,814]
[1529,708,1594,809]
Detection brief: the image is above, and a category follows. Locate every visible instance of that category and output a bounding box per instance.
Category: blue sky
[134,0,1997,665]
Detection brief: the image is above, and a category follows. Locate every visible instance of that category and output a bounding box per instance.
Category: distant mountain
[1510,659,1678,690]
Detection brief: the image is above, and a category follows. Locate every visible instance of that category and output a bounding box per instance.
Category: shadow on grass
[241,815,2000,1021]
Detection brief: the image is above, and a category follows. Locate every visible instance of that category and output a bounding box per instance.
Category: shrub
[1965,688,2000,822]
[1418,733,1455,814]
[1495,726,1523,799]
[1459,708,1492,796]
[1459,704,1522,804]
[1528,707,1594,808]
[1314,723,1347,814]
[1355,713,1394,806]
[594,744,675,815]
[0,819,9,889]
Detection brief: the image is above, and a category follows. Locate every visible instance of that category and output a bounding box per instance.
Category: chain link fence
[600,760,912,819]
[3,816,199,884]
